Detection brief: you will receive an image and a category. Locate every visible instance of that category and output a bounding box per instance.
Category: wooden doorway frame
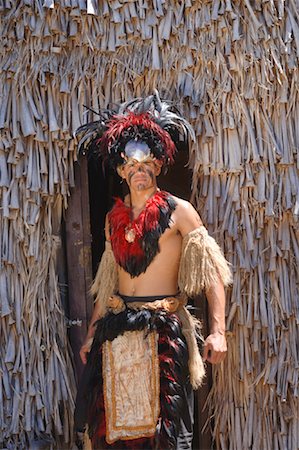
[65,158,93,381]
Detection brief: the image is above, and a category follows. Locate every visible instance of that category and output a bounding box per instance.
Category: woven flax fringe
[90,241,118,318]
[178,226,232,297]
[177,306,205,390]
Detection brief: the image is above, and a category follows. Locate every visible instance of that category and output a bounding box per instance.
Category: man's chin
[136,183,147,191]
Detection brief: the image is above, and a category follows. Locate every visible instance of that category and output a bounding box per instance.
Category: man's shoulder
[167,193,203,235]
[169,194,196,216]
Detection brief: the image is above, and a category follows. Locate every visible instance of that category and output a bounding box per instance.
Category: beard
[136,182,147,191]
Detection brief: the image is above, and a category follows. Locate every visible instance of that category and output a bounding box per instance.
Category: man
[75,93,232,449]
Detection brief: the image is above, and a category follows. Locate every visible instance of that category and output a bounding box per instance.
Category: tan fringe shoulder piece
[178,226,232,298]
[90,241,119,318]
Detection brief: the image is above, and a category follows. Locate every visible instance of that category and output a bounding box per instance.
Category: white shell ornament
[125,227,136,243]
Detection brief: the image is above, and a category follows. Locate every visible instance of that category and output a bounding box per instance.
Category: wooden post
[65,158,93,382]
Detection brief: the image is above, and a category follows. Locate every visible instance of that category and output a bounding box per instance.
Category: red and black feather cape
[108,191,177,277]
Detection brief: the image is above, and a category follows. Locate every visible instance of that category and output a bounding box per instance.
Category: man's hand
[79,339,93,365]
[202,331,227,364]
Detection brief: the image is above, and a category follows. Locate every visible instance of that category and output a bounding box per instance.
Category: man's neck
[129,186,158,215]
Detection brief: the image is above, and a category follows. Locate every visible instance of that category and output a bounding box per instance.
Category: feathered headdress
[75,91,195,169]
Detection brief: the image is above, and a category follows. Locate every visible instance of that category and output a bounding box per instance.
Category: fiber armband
[178,226,232,297]
[90,241,118,318]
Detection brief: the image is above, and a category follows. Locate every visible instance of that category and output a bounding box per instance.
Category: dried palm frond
[0,1,298,449]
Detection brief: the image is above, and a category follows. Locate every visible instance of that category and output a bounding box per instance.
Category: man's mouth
[132,174,147,182]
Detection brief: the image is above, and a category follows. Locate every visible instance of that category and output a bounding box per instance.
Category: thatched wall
[0,0,298,449]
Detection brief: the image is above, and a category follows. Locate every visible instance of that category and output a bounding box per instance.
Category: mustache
[128,168,155,184]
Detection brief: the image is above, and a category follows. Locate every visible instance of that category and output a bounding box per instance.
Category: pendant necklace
[124,197,136,243]
[124,190,159,243]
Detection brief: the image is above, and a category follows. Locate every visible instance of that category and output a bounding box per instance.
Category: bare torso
[116,194,199,296]
[118,222,182,296]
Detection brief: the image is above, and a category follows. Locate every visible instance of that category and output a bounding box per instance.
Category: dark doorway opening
[88,159,121,277]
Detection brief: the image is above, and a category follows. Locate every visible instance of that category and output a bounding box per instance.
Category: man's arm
[203,282,227,364]
[175,199,229,365]
[79,299,105,364]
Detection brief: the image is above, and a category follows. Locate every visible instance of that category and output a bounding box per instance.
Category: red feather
[100,112,176,163]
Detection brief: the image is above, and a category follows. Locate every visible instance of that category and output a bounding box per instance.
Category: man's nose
[137,165,145,172]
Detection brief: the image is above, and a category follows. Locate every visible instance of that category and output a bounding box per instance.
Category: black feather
[75,92,195,170]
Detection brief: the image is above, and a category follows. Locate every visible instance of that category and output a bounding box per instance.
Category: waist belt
[120,293,178,303]
[107,293,186,314]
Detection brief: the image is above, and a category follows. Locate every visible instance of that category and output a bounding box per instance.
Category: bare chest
[118,226,182,296]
